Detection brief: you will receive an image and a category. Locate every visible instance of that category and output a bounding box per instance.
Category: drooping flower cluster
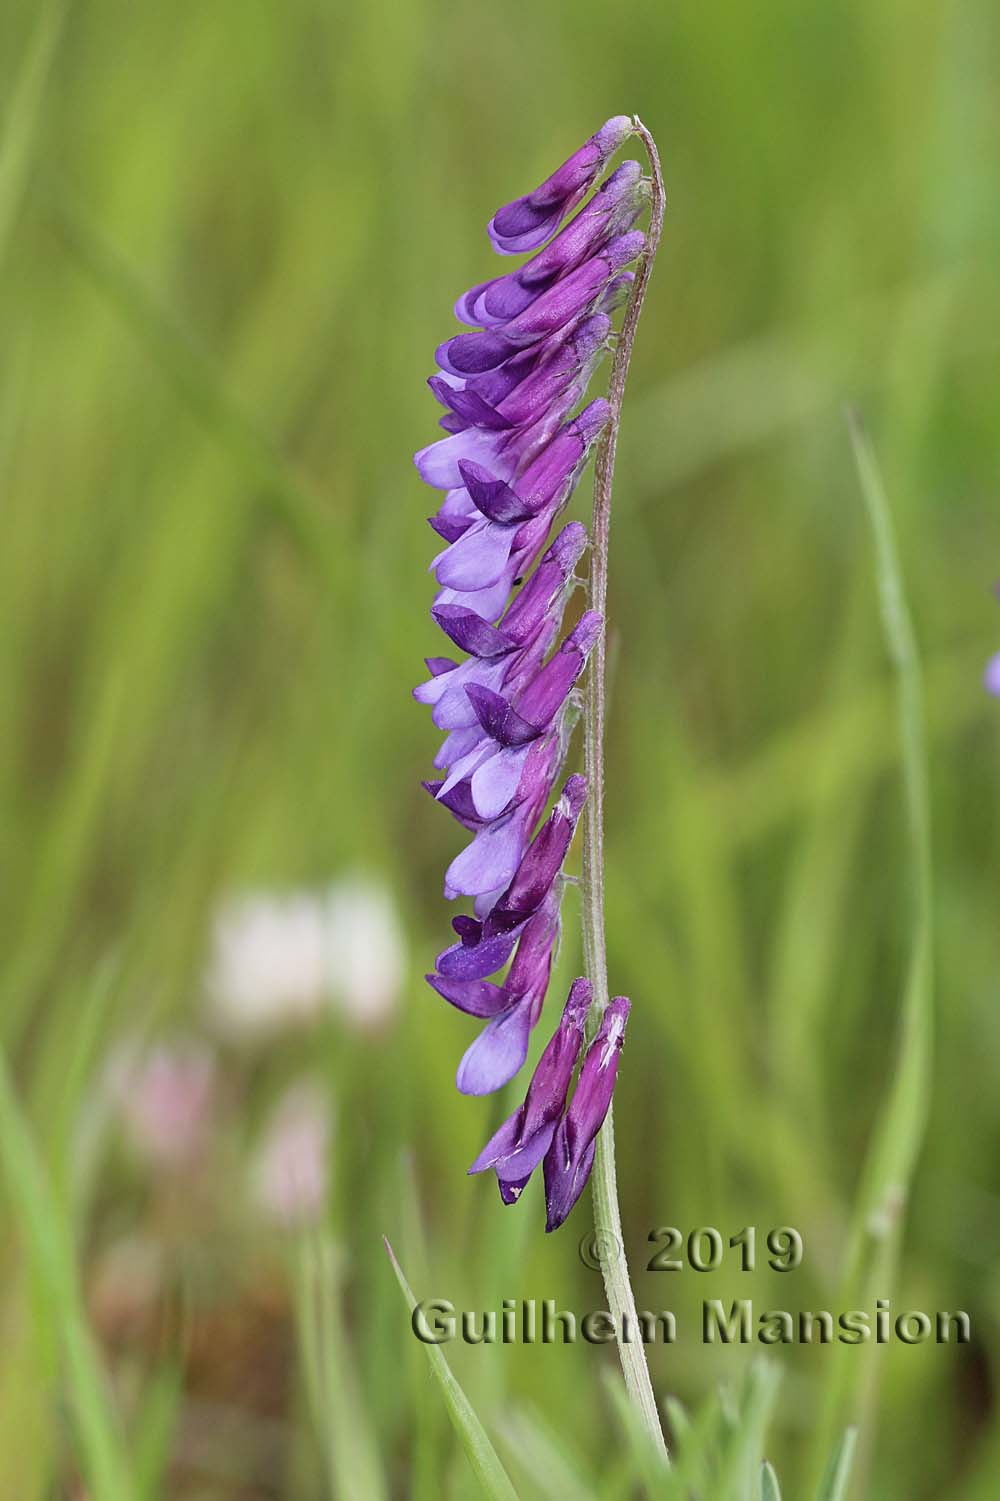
[414,119,642,1226]
[468,978,631,1230]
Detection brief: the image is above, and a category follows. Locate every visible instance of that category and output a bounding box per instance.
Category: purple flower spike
[468,978,592,1193]
[487,116,634,254]
[414,116,652,1205]
[543,996,631,1230]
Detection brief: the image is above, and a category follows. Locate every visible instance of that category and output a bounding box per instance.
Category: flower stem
[581,116,667,1459]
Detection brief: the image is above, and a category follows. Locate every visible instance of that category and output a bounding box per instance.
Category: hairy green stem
[581,116,667,1458]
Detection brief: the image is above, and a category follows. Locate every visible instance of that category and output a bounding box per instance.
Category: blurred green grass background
[2,0,999,1495]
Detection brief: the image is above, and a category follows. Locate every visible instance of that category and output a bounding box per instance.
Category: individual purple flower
[432,773,587,984]
[433,887,563,1095]
[468,978,591,1197]
[543,996,631,1230]
[487,116,634,254]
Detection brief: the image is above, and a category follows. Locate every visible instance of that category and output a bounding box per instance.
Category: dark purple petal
[426,972,507,1018]
[438,413,467,434]
[458,461,537,524]
[436,928,520,981]
[427,655,510,732]
[431,604,519,659]
[427,512,471,543]
[429,376,515,432]
[437,329,519,378]
[466,685,541,748]
[425,656,457,677]
[453,914,481,944]
[423,777,482,831]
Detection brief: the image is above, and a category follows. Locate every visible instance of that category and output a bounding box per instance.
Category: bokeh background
[2,0,999,1496]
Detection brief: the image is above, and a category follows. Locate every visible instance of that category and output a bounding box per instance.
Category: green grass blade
[295,1235,386,1501]
[807,412,935,1488]
[601,1368,672,1496]
[498,1406,598,1501]
[41,188,342,585]
[817,1428,858,1501]
[760,1458,782,1501]
[0,1051,132,1500]
[0,0,64,267]
[383,1238,519,1501]
[715,1361,781,1501]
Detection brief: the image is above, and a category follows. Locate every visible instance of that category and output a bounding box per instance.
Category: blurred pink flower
[108,1039,216,1171]
[205,878,405,1038]
[251,1080,332,1228]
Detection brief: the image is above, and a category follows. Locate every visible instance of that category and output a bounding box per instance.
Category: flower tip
[563,976,593,1027]
[574,397,611,447]
[598,115,635,153]
[570,610,604,656]
[558,773,588,822]
[605,229,646,273]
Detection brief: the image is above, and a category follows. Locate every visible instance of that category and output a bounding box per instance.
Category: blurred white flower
[326,877,405,1029]
[205,877,405,1038]
[251,1079,332,1228]
[107,1038,216,1171]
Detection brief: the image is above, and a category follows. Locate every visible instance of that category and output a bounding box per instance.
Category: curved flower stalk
[414,112,667,1454]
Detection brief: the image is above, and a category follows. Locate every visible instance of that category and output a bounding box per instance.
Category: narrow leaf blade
[383,1237,519,1500]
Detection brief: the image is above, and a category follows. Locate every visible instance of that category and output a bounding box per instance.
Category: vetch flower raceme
[413,117,655,1236]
